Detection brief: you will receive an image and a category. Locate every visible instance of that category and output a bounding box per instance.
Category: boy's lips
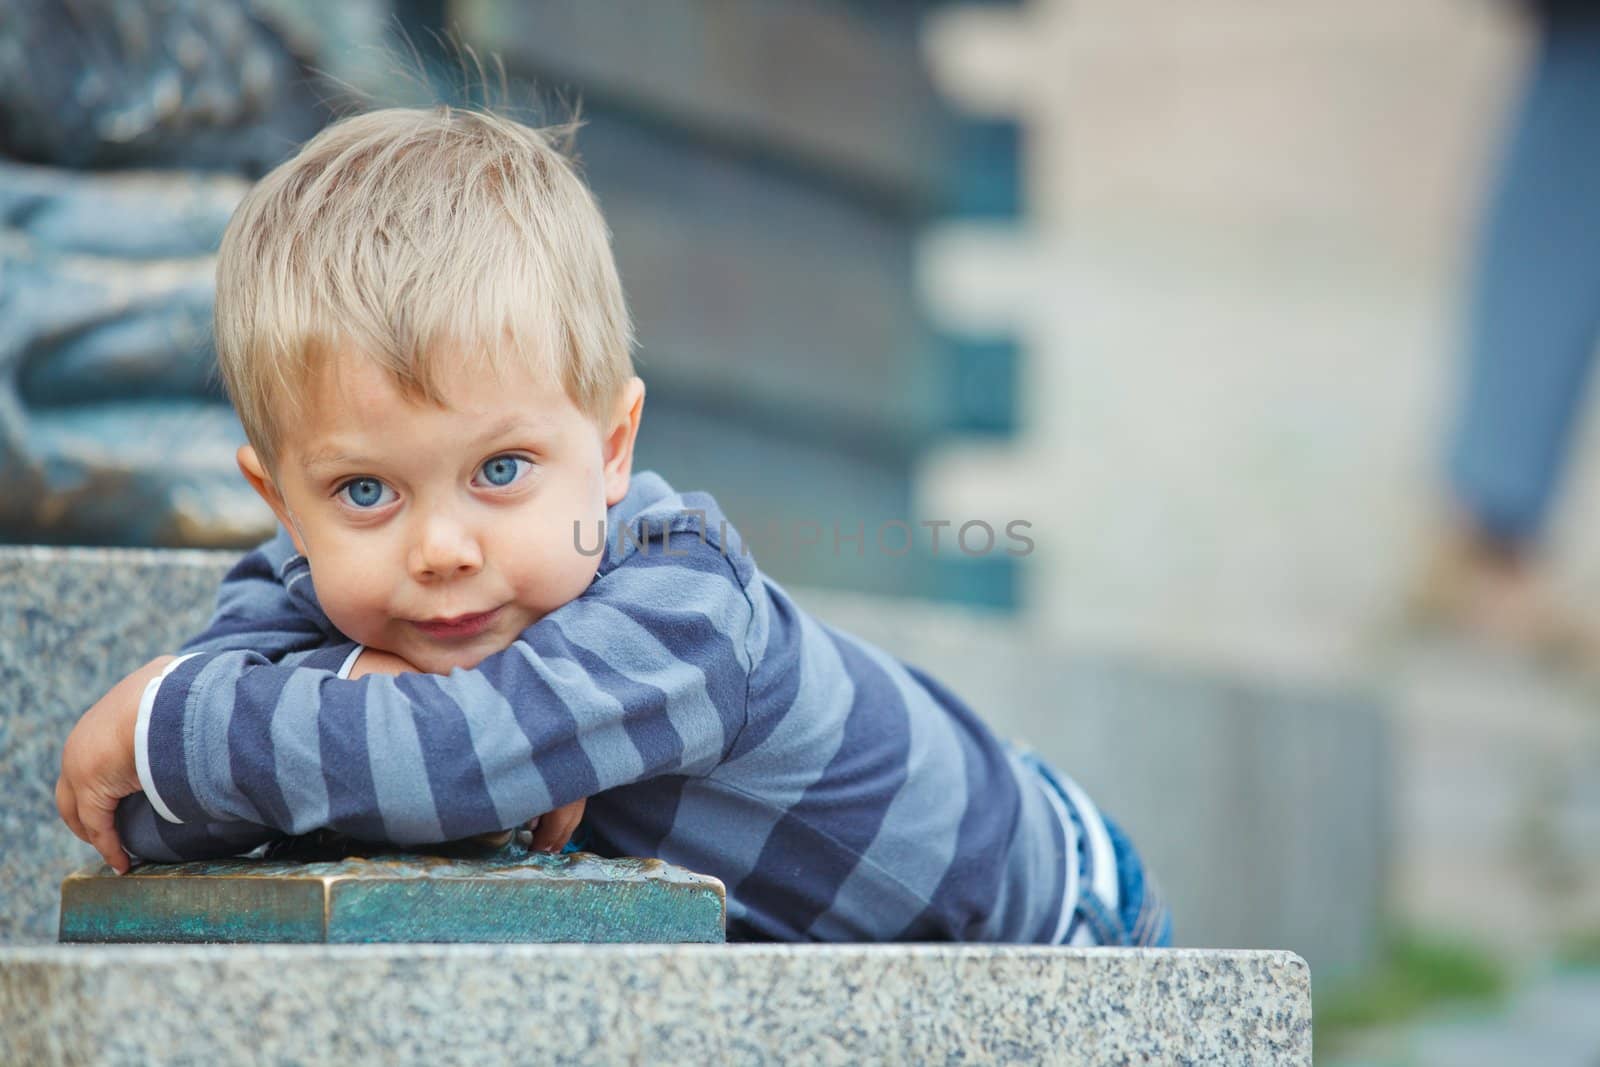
[411,608,501,639]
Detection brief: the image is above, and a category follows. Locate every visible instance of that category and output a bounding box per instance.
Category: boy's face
[240,347,644,674]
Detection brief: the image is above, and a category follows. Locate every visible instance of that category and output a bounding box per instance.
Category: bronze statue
[0,0,395,546]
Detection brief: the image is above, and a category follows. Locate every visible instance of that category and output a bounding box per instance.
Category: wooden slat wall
[454,0,952,208]
[577,113,939,447]
[451,0,1021,605]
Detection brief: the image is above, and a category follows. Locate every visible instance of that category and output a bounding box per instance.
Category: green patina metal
[59,836,726,945]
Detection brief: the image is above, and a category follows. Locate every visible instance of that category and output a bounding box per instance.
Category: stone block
[0,945,1312,1065]
[59,842,726,945]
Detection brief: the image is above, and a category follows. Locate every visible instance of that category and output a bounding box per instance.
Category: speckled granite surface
[1,545,233,944]
[0,944,1311,1065]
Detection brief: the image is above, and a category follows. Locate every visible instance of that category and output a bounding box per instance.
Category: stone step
[0,944,1311,1066]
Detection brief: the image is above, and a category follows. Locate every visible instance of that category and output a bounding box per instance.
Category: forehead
[287,348,579,459]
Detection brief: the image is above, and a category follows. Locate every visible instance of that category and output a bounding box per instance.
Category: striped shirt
[120,471,1124,943]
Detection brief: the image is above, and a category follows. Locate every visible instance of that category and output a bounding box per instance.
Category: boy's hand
[527,797,587,853]
[346,647,589,852]
[57,655,176,874]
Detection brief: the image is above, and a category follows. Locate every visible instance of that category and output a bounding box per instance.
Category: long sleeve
[178,526,344,658]
[115,797,282,863]
[136,533,755,846]
[118,527,357,862]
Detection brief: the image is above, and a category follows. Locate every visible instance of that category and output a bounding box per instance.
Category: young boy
[56,106,1170,946]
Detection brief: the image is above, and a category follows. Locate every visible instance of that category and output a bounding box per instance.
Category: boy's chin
[407,631,536,674]
[408,646,496,675]
[391,610,544,675]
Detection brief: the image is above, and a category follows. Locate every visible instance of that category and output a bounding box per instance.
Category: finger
[529,800,576,851]
[528,820,565,852]
[78,797,129,874]
[55,776,87,842]
[530,806,582,853]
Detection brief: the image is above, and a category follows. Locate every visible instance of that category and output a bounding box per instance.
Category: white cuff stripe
[1036,771,1080,945]
[134,652,201,825]
[1056,772,1120,913]
[337,645,365,679]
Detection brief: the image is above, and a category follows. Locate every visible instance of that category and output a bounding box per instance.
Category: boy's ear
[602,377,646,507]
[237,445,307,554]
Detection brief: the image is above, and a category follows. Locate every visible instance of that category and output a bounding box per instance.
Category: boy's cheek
[318,592,398,654]
[306,556,394,635]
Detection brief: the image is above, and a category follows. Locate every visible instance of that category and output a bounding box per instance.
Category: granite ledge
[0,944,1311,1065]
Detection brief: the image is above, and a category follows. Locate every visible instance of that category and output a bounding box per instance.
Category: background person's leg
[1447,14,1600,546]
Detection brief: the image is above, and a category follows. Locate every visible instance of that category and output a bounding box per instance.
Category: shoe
[1406,518,1600,666]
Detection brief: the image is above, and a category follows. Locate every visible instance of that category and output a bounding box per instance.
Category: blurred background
[4,1,1600,1061]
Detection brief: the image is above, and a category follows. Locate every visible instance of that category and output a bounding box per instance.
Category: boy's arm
[108,649,572,864]
[100,529,353,865]
[139,535,755,846]
[57,656,279,869]
[111,646,358,865]
[114,794,280,862]
[178,526,346,662]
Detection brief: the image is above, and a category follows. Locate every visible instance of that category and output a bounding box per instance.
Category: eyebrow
[470,414,552,447]
[300,415,553,473]
[300,445,366,473]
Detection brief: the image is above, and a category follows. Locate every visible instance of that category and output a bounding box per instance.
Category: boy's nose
[409,512,484,581]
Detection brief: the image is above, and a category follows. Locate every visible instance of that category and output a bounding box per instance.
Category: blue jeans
[1019,751,1173,947]
[1448,14,1600,542]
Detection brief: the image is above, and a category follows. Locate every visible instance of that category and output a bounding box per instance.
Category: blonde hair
[214,105,635,471]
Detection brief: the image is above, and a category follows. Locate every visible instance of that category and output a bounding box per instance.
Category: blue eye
[477,455,530,488]
[337,477,394,509]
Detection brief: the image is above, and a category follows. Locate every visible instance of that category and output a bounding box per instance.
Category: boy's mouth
[411,608,501,640]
